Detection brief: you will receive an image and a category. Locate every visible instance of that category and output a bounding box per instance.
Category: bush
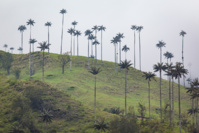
[13,68,21,79]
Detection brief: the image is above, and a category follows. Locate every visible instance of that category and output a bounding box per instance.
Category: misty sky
[0,0,199,81]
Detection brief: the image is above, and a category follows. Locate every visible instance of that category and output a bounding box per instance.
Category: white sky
[0,0,199,80]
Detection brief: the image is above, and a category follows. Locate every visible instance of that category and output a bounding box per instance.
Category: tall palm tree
[142,72,156,119]
[10,47,14,53]
[17,47,23,54]
[171,62,188,133]
[119,60,132,115]
[75,30,81,64]
[29,39,37,76]
[153,62,167,121]
[72,21,78,55]
[3,44,8,52]
[165,63,175,126]
[122,45,130,60]
[136,26,143,70]
[68,28,75,71]
[27,19,35,52]
[89,66,102,124]
[117,33,124,67]
[39,108,53,133]
[37,41,49,81]
[60,9,67,54]
[156,41,166,63]
[92,26,98,58]
[85,29,92,69]
[179,30,186,65]
[98,25,106,62]
[45,22,52,53]
[164,51,170,63]
[111,37,119,76]
[131,25,137,68]
[93,40,100,65]
[89,34,95,57]
[18,25,26,53]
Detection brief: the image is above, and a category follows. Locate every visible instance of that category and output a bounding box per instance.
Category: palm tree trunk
[192,98,194,127]
[73,34,75,56]
[169,76,171,126]
[178,77,181,133]
[91,40,93,57]
[60,14,64,54]
[172,79,175,127]
[139,32,141,70]
[160,48,162,63]
[48,26,50,53]
[29,42,31,77]
[21,32,23,54]
[134,31,136,68]
[70,34,72,71]
[197,97,199,129]
[114,44,116,76]
[88,39,90,69]
[125,52,126,60]
[182,36,185,87]
[160,70,162,121]
[77,36,79,64]
[148,81,151,119]
[42,50,44,81]
[101,30,103,62]
[94,75,97,124]
[125,68,127,115]
[95,44,97,65]
[119,42,121,70]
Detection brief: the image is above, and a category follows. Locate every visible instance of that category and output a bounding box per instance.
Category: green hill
[0,51,192,132]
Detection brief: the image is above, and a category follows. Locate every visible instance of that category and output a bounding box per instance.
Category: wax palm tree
[3,44,8,52]
[168,52,174,63]
[10,47,14,53]
[18,25,26,53]
[39,108,53,133]
[156,41,166,63]
[45,22,52,53]
[92,26,98,57]
[89,34,95,57]
[94,118,109,133]
[165,63,175,126]
[60,9,67,54]
[89,66,102,124]
[171,62,188,133]
[111,37,119,76]
[27,19,35,44]
[29,39,37,76]
[68,28,75,71]
[136,26,143,70]
[142,72,156,119]
[131,25,137,68]
[122,45,130,60]
[72,21,78,55]
[37,41,49,81]
[153,62,167,121]
[117,33,124,67]
[85,29,92,69]
[75,30,81,64]
[17,47,23,54]
[180,30,186,65]
[119,60,132,115]
[164,51,170,63]
[98,25,106,62]
[93,40,100,65]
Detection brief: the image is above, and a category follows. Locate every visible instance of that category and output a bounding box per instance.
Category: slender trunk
[160,48,162,63]
[91,40,93,57]
[169,76,171,126]
[192,98,194,127]
[125,69,127,115]
[139,32,141,70]
[73,31,75,56]
[134,31,136,68]
[197,97,199,129]
[160,70,162,121]
[77,36,79,64]
[48,26,50,53]
[182,36,185,87]
[101,30,103,62]
[21,32,23,54]
[29,42,31,77]
[116,44,118,74]
[60,14,64,54]
[42,50,44,81]
[114,44,116,76]
[172,78,175,127]
[95,43,97,66]
[178,77,181,133]
[88,39,90,69]
[119,42,121,70]
[148,81,151,119]
[70,34,72,71]
[94,75,97,124]
[125,52,126,60]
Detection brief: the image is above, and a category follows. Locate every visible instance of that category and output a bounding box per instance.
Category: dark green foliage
[103,107,122,115]
[13,68,21,79]
[0,52,13,74]
[58,52,70,74]
[89,66,101,75]
[94,118,108,132]
[119,60,132,70]
[137,102,146,123]
[39,108,53,123]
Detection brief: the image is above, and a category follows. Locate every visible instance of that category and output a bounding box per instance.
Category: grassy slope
[2,51,191,119]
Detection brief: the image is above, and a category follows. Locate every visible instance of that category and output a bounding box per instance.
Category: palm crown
[153,62,167,72]
[180,30,186,37]
[37,41,49,51]
[111,37,119,44]
[89,66,101,75]
[156,41,166,49]
[3,44,8,48]
[27,19,35,26]
[131,25,137,30]
[93,40,100,46]
[98,25,106,31]
[171,62,188,79]
[60,9,67,14]
[72,21,78,26]
[68,28,75,35]
[18,25,26,32]
[92,25,98,31]
[45,22,52,27]
[143,72,156,81]
[29,39,37,44]
[75,30,81,37]
[136,26,143,32]
[122,45,130,52]
[85,29,92,37]
[119,60,132,70]
[18,47,23,51]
